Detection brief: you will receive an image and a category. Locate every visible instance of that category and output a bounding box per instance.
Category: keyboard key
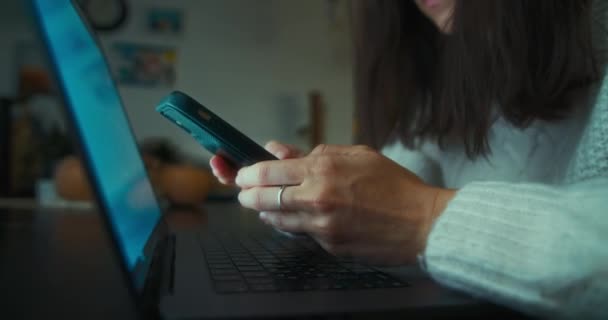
[250,283,279,292]
[214,281,248,293]
[342,264,374,273]
[234,261,259,267]
[337,280,363,289]
[237,266,264,272]
[207,260,232,265]
[258,258,281,264]
[242,271,271,278]
[286,274,299,281]
[330,273,358,280]
[306,278,334,290]
[298,281,315,291]
[209,263,234,269]
[273,273,288,279]
[331,283,346,290]
[372,273,389,280]
[213,274,243,281]
[202,232,410,294]
[206,253,229,260]
[210,269,239,276]
[204,250,226,256]
[246,277,274,284]
[247,249,268,255]
[275,280,301,291]
[255,254,275,260]
[389,280,408,287]
[261,262,284,269]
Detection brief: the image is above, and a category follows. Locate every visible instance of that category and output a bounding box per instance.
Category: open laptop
[28,0,490,318]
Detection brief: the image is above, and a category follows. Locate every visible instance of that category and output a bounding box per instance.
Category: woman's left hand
[236,144,455,265]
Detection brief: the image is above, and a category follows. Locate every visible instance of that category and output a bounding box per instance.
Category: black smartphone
[156,91,277,168]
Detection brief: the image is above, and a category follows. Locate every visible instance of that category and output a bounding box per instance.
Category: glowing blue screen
[32,0,162,271]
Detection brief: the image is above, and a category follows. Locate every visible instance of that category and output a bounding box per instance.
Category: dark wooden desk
[0,201,527,320]
[0,199,220,319]
[0,204,139,319]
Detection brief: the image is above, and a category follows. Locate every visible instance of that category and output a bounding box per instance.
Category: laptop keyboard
[200,233,409,294]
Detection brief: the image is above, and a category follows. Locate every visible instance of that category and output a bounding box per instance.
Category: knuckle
[354,144,373,153]
[315,216,349,248]
[314,217,337,238]
[320,241,338,254]
[253,190,264,210]
[256,163,270,183]
[309,183,337,212]
[272,214,284,228]
[321,241,346,256]
[312,144,330,155]
[310,194,335,213]
[283,168,299,184]
[313,156,337,176]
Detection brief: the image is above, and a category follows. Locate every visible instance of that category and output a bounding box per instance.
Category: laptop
[27,0,490,318]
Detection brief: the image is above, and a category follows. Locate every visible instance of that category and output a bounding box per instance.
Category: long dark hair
[354,0,598,157]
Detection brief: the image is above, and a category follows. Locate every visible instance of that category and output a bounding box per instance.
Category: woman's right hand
[209,140,303,185]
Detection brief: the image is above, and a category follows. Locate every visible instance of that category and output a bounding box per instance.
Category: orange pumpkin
[54,155,213,206]
[53,155,93,201]
[160,164,213,206]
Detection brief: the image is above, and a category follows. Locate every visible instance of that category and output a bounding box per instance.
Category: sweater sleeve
[423,178,608,319]
[422,25,608,317]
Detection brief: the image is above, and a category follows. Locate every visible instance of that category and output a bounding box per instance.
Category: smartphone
[156,91,277,168]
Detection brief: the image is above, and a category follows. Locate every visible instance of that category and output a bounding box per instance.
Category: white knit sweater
[382,4,608,318]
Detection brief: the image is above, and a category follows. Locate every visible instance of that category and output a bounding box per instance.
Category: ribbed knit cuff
[421,179,608,319]
[421,181,572,316]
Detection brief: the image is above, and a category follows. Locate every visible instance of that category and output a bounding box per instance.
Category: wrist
[431,188,457,221]
[420,187,457,253]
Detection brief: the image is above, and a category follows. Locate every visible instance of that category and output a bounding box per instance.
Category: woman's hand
[235,144,456,265]
[209,141,303,185]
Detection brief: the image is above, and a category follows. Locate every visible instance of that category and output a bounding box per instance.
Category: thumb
[264,140,302,159]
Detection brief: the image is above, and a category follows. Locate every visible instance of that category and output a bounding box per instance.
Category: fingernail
[276,150,286,159]
[235,172,242,185]
[259,212,267,220]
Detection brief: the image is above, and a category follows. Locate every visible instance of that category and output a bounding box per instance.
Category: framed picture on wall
[110,42,177,87]
[146,8,183,35]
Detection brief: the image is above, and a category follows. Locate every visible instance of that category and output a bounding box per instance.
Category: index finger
[235,158,309,188]
[210,155,237,184]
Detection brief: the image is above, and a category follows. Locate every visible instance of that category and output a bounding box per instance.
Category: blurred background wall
[0,0,354,200]
[0,0,354,161]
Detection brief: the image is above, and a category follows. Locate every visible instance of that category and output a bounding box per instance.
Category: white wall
[102,0,354,160]
[0,0,354,161]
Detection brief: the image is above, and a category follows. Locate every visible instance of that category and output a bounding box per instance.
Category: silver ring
[277,185,287,210]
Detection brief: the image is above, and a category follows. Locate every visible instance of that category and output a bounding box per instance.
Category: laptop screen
[31,0,163,286]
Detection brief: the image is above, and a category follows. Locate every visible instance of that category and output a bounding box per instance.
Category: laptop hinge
[140,233,175,315]
[159,234,176,296]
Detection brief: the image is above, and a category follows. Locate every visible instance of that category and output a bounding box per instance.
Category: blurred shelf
[0,198,94,211]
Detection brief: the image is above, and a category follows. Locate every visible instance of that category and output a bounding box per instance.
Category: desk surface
[0,198,214,319]
[0,200,525,320]
[0,203,140,319]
